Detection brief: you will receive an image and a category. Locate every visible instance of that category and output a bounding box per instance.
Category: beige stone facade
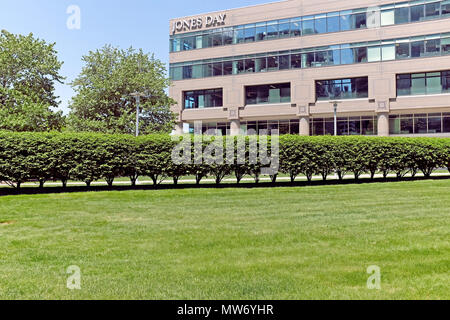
[169,0,450,136]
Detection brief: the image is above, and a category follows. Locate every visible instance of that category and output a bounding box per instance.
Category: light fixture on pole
[329,101,341,136]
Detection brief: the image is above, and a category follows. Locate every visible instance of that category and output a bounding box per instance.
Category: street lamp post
[130,92,150,137]
[330,101,341,136]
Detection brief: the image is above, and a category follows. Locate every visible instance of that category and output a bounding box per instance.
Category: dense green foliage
[68,45,175,134]
[0,30,64,131]
[0,131,448,188]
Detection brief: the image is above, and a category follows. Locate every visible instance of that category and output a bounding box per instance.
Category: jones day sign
[171,14,227,34]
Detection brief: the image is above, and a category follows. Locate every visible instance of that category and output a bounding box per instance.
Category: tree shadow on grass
[1,175,449,197]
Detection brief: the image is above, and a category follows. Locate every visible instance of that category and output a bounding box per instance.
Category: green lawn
[0,180,449,300]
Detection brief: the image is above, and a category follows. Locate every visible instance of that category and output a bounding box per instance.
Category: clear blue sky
[0,0,270,113]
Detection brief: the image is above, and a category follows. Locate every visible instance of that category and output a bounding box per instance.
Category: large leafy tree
[0,30,64,131]
[68,45,175,135]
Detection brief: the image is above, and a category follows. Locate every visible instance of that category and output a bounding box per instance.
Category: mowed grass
[0,180,449,300]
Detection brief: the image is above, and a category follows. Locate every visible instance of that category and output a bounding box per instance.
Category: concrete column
[230,119,241,136]
[377,113,389,137]
[299,116,310,136]
[174,122,184,135]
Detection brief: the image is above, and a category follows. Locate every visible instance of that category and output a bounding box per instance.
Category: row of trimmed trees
[0,131,449,188]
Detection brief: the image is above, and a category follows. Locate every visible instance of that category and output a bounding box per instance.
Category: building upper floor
[170,0,450,58]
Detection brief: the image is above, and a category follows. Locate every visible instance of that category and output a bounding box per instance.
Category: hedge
[0,131,448,188]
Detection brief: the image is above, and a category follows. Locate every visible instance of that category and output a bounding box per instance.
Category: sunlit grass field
[0,179,449,300]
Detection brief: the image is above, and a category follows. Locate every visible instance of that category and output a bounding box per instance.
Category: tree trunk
[173,177,179,185]
[129,175,138,186]
[62,179,68,188]
[39,179,45,189]
[270,174,277,184]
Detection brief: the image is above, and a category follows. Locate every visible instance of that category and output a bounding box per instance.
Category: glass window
[368,46,381,62]
[411,73,426,95]
[414,114,428,133]
[355,77,369,98]
[355,46,368,63]
[223,28,234,45]
[354,12,367,29]
[315,14,327,34]
[349,117,361,135]
[244,24,256,43]
[425,2,441,19]
[312,118,325,135]
[202,63,213,78]
[341,46,354,64]
[411,40,425,57]
[340,11,352,31]
[400,115,414,134]
[234,60,245,74]
[381,7,395,25]
[410,4,425,22]
[279,55,290,70]
[279,121,290,134]
[223,61,233,75]
[181,36,195,51]
[290,19,302,37]
[291,53,302,69]
[314,50,330,67]
[184,89,223,109]
[327,12,340,32]
[389,115,401,134]
[426,72,442,94]
[192,64,203,79]
[397,74,412,96]
[182,65,192,79]
[256,23,267,41]
[442,0,450,15]
[171,66,182,81]
[425,38,440,55]
[361,117,376,135]
[245,86,257,105]
[302,16,315,35]
[235,28,245,44]
[212,62,222,77]
[212,31,223,47]
[382,44,395,61]
[267,22,279,39]
[443,115,450,132]
[290,119,300,134]
[442,37,450,54]
[279,20,291,38]
[395,5,410,24]
[337,117,349,135]
[302,52,315,68]
[396,41,410,59]
[171,38,181,52]
[267,55,279,71]
[245,83,291,105]
[316,77,367,100]
[245,58,255,73]
[428,114,442,133]
[442,71,450,93]
[255,57,267,72]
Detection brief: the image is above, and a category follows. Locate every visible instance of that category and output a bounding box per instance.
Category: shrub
[0,131,447,188]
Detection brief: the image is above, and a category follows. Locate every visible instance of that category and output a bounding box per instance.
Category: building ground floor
[177,110,450,137]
